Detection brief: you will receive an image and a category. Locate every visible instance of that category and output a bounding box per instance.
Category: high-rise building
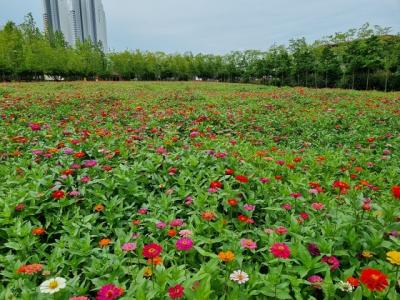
[42,0,107,51]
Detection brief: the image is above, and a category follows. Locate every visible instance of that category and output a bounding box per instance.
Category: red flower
[210,181,223,189]
[32,227,46,235]
[392,185,400,199]
[346,277,360,287]
[270,242,291,259]
[360,268,388,292]
[227,199,238,206]
[237,214,248,222]
[225,169,234,175]
[51,190,65,199]
[168,284,184,299]
[142,243,163,259]
[235,175,249,183]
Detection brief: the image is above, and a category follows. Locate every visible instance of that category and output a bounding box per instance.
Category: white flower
[39,277,67,294]
[229,270,249,284]
[336,280,353,292]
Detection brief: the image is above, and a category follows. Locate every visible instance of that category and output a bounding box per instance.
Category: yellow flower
[362,251,374,258]
[143,267,153,278]
[387,251,400,265]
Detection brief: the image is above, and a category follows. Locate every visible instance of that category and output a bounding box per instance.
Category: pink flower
[121,242,137,252]
[290,192,302,198]
[68,190,81,197]
[321,255,340,270]
[29,123,41,131]
[308,275,323,289]
[275,226,288,235]
[156,147,167,155]
[80,176,91,183]
[190,131,200,138]
[282,203,292,210]
[156,221,166,229]
[96,284,124,300]
[308,275,323,284]
[243,204,255,211]
[259,177,270,183]
[240,239,257,250]
[185,196,193,205]
[70,297,89,300]
[208,188,218,193]
[64,148,74,155]
[179,230,193,237]
[82,160,97,168]
[138,208,148,215]
[270,242,291,259]
[170,219,184,227]
[311,202,325,210]
[176,238,194,251]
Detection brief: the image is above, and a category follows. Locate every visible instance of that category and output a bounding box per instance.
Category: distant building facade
[42,0,107,50]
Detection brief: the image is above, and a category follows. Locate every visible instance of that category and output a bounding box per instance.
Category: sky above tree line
[0,0,399,53]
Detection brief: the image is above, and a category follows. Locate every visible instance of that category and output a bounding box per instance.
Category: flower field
[1,81,400,299]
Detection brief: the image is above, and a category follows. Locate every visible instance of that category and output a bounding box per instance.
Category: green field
[1,82,400,299]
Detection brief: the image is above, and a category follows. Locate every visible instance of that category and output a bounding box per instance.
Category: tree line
[1,14,399,91]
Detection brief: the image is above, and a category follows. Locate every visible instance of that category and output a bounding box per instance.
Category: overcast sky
[0,0,399,53]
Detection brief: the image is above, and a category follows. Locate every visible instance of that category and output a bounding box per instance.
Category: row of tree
[1,14,400,91]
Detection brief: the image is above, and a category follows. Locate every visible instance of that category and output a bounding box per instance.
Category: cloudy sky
[0,0,399,53]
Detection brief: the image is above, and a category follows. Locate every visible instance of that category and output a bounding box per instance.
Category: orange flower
[201,211,216,221]
[32,227,46,235]
[94,204,105,212]
[99,238,111,247]
[168,229,177,237]
[147,256,163,265]
[74,151,85,158]
[16,263,43,275]
[218,251,235,262]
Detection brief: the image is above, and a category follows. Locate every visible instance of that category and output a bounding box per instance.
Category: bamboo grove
[1,14,399,91]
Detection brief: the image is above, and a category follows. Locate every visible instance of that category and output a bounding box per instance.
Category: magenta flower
[96,284,124,300]
[321,255,340,270]
[311,202,325,210]
[83,160,97,168]
[259,177,270,183]
[240,239,257,250]
[80,176,91,183]
[282,203,292,210]
[176,238,194,251]
[270,242,291,259]
[29,123,41,131]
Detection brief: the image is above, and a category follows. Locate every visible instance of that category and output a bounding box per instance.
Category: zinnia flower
[321,255,340,270]
[121,242,137,252]
[392,185,400,199]
[386,250,400,265]
[99,238,111,248]
[337,281,354,292]
[209,181,223,189]
[201,211,216,221]
[176,238,194,251]
[142,243,163,258]
[51,190,65,199]
[96,283,124,300]
[270,242,291,259]
[168,284,184,299]
[230,270,249,284]
[240,239,257,250]
[235,175,249,183]
[39,277,67,294]
[307,243,320,256]
[360,268,388,291]
[16,263,43,275]
[218,251,235,262]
